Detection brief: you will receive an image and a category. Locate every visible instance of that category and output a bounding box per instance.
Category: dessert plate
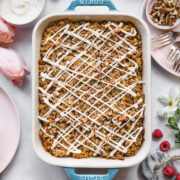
[142,0,180,77]
[0,87,20,173]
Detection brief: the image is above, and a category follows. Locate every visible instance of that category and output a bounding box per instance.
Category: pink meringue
[0,18,15,43]
[0,47,30,86]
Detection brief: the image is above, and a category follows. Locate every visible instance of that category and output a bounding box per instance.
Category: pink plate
[0,87,20,173]
[142,0,180,77]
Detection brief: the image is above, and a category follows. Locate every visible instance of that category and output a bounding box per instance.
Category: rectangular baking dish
[32,9,151,169]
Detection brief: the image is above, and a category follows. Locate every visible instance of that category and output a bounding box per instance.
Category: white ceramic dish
[32,12,151,168]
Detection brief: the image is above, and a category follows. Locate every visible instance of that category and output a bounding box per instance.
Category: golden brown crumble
[38,19,145,160]
[149,0,180,27]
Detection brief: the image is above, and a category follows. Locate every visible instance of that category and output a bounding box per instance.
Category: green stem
[171,143,180,150]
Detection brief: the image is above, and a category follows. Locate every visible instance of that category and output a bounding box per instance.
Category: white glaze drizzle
[38,21,145,156]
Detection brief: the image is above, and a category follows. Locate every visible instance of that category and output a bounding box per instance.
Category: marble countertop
[1,0,180,179]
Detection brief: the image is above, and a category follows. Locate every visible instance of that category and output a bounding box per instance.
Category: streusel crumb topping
[38,19,145,159]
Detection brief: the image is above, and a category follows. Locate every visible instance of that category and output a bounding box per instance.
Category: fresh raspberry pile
[152,126,180,179]
[152,125,180,180]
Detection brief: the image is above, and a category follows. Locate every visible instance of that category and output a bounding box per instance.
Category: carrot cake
[38,19,145,160]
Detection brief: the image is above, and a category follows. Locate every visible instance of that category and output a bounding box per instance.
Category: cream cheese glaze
[0,0,44,25]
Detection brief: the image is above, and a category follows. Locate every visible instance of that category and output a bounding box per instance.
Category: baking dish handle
[66,0,118,11]
[64,168,119,180]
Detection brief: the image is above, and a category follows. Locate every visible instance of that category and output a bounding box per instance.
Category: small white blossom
[178,120,180,130]
[158,87,180,119]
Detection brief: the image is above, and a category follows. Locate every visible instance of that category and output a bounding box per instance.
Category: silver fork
[165,41,180,73]
[151,31,180,49]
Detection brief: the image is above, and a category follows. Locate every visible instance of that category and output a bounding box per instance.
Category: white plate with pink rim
[0,87,20,173]
[142,0,180,77]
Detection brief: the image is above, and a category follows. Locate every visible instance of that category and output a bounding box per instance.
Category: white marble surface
[0,0,180,179]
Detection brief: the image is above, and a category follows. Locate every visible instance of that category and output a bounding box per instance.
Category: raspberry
[160,141,170,152]
[152,129,163,139]
[176,174,180,180]
[163,165,175,177]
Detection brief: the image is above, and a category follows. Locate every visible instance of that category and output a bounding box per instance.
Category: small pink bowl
[146,0,180,30]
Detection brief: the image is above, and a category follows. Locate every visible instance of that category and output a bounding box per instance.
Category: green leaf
[168,117,179,130]
[171,143,180,149]
[175,134,180,141]
[177,109,180,116]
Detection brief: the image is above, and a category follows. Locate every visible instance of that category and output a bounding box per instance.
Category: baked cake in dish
[38,19,145,160]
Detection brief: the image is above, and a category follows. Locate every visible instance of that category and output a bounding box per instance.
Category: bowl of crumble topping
[146,0,180,30]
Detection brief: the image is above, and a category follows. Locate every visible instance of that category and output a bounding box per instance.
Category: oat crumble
[149,0,180,27]
[38,19,145,160]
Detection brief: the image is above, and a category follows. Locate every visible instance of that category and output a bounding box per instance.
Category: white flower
[177,119,180,130]
[158,87,180,119]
